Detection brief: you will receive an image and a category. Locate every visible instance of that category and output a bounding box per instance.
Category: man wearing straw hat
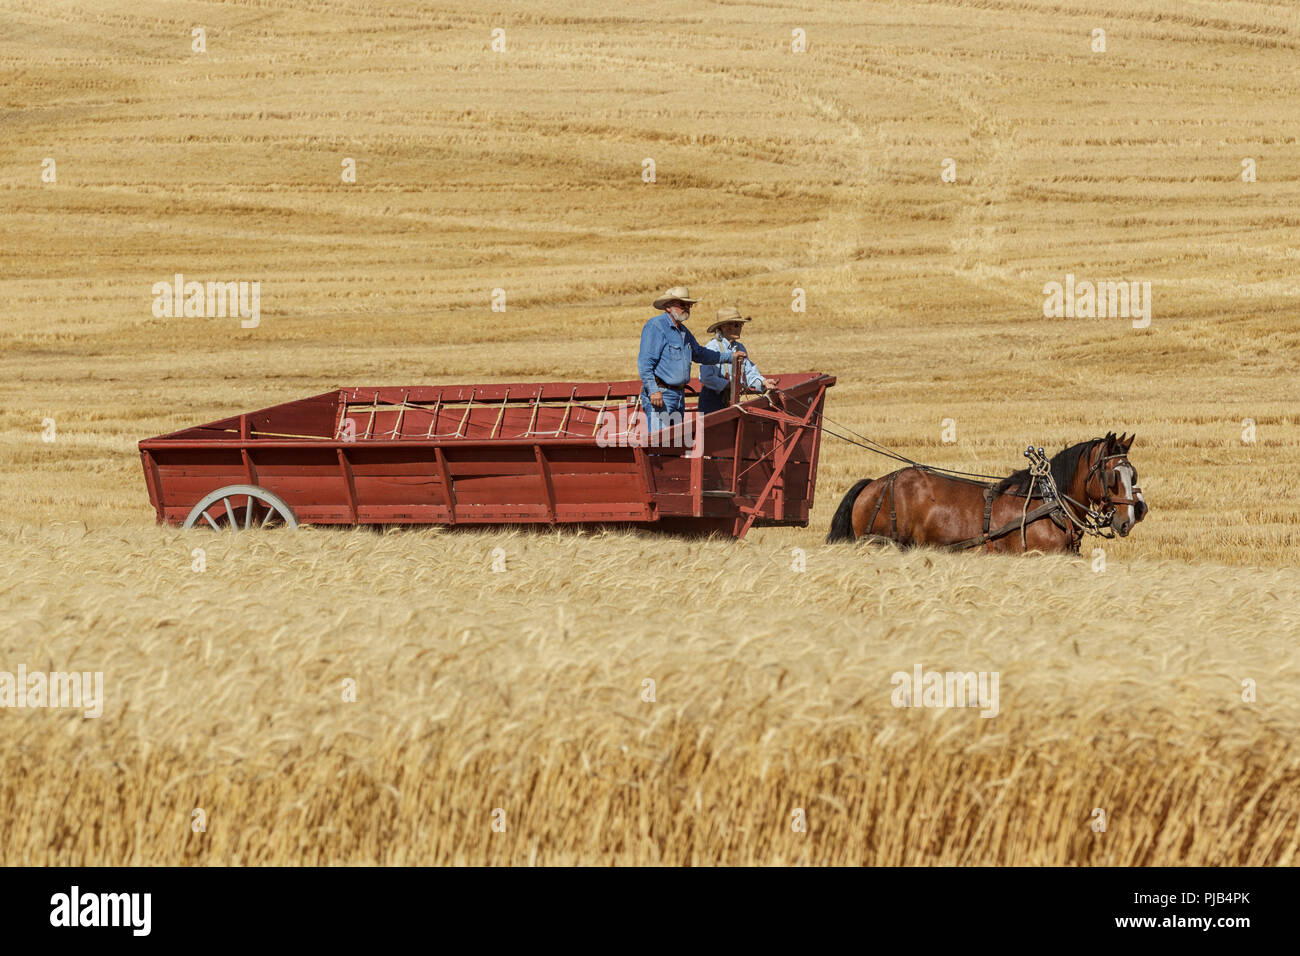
[637,286,744,432]
[698,305,777,415]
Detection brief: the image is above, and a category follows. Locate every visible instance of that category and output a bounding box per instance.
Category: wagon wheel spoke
[183,484,299,531]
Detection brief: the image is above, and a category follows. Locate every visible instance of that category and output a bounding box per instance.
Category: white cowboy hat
[707,305,752,334]
[652,286,701,311]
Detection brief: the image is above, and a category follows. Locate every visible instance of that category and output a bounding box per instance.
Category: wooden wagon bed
[138,372,834,539]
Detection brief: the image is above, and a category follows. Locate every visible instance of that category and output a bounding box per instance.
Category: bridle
[1023,440,1140,543]
[1086,448,1141,508]
[1059,443,1141,537]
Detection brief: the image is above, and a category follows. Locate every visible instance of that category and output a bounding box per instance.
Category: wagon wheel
[183,484,298,531]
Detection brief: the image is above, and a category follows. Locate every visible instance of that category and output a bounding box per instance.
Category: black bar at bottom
[0,865,1285,944]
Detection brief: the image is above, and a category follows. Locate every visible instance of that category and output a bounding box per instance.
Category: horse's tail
[826,477,873,543]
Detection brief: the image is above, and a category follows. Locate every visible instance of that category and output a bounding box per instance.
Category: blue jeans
[697,386,729,416]
[641,387,685,433]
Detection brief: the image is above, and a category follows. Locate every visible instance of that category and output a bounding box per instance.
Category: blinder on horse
[1083,448,1145,535]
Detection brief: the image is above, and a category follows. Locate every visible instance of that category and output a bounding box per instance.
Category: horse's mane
[992,436,1110,496]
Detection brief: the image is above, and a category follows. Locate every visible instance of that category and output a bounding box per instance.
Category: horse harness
[866,444,1139,553]
[940,475,1076,554]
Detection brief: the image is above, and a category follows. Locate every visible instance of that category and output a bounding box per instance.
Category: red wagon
[138,368,835,539]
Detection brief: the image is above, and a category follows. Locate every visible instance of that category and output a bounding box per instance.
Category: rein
[776,392,1005,483]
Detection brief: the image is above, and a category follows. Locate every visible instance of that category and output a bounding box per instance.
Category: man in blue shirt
[698,305,777,415]
[637,286,744,432]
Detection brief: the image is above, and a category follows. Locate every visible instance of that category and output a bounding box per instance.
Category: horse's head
[1085,432,1146,536]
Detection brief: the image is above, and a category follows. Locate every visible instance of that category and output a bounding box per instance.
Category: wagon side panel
[433,442,652,524]
[146,447,249,526]
[240,447,354,523]
[147,446,356,525]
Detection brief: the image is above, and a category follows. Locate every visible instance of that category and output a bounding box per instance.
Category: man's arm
[687,328,738,365]
[637,321,662,395]
[699,340,727,391]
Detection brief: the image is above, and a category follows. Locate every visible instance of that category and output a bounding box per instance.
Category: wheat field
[0,0,1298,865]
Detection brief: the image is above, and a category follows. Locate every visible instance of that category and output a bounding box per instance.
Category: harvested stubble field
[0,0,1298,865]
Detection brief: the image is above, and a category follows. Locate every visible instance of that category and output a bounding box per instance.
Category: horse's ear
[1122,432,1135,449]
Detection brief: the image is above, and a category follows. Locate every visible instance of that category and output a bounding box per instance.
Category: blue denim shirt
[638,311,732,393]
[700,335,765,393]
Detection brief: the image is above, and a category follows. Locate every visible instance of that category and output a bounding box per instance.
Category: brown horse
[826,432,1147,554]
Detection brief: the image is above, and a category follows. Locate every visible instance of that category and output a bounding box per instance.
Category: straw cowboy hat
[652,286,700,311]
[707,305,752,334]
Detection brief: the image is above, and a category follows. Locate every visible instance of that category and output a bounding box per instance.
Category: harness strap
[940,499,1063,552]
[888,471,899,540]
[866,475,888,536]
